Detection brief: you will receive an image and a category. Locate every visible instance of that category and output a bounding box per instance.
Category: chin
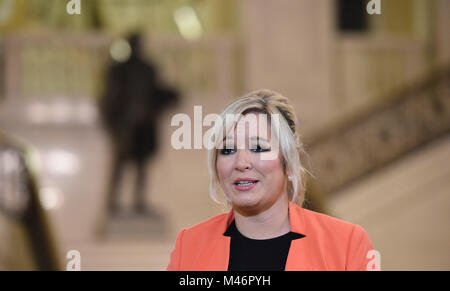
[230,192,265,210]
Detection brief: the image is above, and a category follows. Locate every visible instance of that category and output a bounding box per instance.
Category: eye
[251,144,271,153]
[220,148,236,155]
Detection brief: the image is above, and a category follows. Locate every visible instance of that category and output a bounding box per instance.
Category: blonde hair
[207,89,310,206]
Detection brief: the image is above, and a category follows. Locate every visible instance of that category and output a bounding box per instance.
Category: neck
[232,194,290,240]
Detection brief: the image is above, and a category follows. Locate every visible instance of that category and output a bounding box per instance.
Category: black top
[224,220,304,271]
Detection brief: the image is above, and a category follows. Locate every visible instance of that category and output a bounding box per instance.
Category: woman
[167,89,376,271]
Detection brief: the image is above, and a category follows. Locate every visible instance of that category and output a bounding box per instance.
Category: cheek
[255,157,284,177]
[216,156,233,181]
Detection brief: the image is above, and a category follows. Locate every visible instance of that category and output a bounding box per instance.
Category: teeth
[236,181,256,185]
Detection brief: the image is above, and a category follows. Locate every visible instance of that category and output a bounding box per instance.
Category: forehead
[230,112,271,136]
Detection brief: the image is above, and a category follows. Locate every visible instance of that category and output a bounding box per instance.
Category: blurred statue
[99,33,179,218]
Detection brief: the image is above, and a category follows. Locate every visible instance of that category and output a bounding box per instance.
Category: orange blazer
[167,202,376,271]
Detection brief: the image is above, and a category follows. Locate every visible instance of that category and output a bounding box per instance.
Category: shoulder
[294,205,371,249]
[181,212,231,240]
[170,212,230,261]
[297,207,374,270]
[301,207,359,234]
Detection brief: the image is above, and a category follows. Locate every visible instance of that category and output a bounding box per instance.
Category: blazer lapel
[204,235,231,271]
[285,202,312,271]
[202,210,234,271]
[285,202,330,270]
[201,203,325,271]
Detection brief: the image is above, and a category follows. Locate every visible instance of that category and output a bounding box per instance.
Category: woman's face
[216,113,287,214]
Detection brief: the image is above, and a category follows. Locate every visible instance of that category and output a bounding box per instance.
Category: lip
[233,178,259,191]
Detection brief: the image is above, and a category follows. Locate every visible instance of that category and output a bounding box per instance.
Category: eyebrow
[221,136,270,143]
[251,136,270,143]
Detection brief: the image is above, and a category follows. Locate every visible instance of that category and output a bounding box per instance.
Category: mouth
[233,179,259,191]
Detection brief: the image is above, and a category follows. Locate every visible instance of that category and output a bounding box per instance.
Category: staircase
[307,66,450,195]
[328,134,450,270]
[306,66,450,270]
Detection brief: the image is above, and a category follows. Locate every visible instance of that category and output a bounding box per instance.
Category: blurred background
[0,0,449,271]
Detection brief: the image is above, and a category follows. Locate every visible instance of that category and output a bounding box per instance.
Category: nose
[235,149,253,172]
